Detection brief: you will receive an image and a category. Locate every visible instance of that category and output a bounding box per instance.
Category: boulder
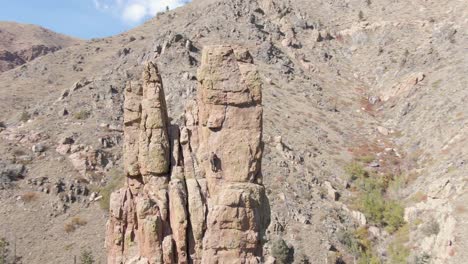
[0,162,25,183]
[351,210,367,226]
[32,143,45,153]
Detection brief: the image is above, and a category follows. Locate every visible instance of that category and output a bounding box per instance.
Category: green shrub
[383,201,405,233]
[337,228,380,264]
[361,189,386,224]
[346,164,405,232]
[345,162,368,181]
[0,237,16,264]
[388,174,406,197]
[421,219,440,236]
[19,111,30,122]
[270,238,290,264]
[388,240,410,264]
[74,110,91,120]
[358,175,385,193]
[0,237,9,264]
[388,225,410,264]
[414,253,431,264]
[80,249,95,264]
[356,155,375,164]
[357,187,404,232]
[357,253,380,264]
[337,230,360,255]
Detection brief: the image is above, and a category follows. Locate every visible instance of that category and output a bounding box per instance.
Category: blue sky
[0,0,190,39]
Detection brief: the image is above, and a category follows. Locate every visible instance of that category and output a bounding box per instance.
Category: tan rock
[196,46,268,262]
[351,210,367,226]
[106,46,269,264]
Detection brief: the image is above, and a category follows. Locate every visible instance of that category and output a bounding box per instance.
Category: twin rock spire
[106,45,270,264]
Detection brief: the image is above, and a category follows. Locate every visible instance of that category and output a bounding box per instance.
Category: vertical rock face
[106,45,270,264]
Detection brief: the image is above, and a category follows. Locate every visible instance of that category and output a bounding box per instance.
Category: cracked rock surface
[106,45,270,264]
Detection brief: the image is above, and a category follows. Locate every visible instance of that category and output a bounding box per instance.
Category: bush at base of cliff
[270,238,291,264]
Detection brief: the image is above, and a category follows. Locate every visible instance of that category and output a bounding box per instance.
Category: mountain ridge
[0,21,81,72]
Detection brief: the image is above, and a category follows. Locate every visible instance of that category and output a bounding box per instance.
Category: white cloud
[93,0,112,10]
[122,3,147,23]
[94,0,190,24]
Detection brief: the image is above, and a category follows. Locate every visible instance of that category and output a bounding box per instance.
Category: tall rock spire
[106,45,269,264]
[195,46,268,263]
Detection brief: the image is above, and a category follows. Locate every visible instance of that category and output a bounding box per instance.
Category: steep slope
[0,21,80,72]
[0,0,466,263]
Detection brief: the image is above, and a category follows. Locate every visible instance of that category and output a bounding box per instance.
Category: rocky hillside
[0,0,466,263]
[0,21,80,72]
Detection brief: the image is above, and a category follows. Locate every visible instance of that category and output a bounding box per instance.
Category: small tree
[270,238,290,264]
[80,249,94,264]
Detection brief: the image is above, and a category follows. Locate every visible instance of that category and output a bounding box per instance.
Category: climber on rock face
[210,152,220,172]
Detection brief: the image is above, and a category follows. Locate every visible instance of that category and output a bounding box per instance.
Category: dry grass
[73,110,91,120]
[21,192,38,203]
[13,149,26,156]
[64,216,88,233]
[410,191,428,203]
[360,97,376,114]
[64,223,76,233]
[356,155,375,164]
[454,205,467,214]
[71,217,88,226]
[97,168,125,210]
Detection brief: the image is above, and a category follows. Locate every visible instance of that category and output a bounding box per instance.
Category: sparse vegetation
[270,238,290,264]
[73,110,91,120]
[356,155,375,164]
[295,250,311,264]
[382,201,405,233]
[12,149,26,156]
[96,168,125,210]
[0,237,18,264]
[64,217,88,233]
[414,253,431,264]
[387,174,407,197]
[64,243,74,251]
[345,162,405,233]
[387,224,410,264]
[19,111,30,122]
[431,79,442,89]
[0,237,9,264]
[410,191,428,203]
[337,228,380,264]
[80,249,95,264]
[358,11,364,21]
[345,162,368,181]
[421,219,440,236]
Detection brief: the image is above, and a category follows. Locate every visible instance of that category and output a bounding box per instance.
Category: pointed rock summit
[106,45,270,264]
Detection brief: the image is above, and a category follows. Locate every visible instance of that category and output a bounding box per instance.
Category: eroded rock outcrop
[106,45,269,264]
